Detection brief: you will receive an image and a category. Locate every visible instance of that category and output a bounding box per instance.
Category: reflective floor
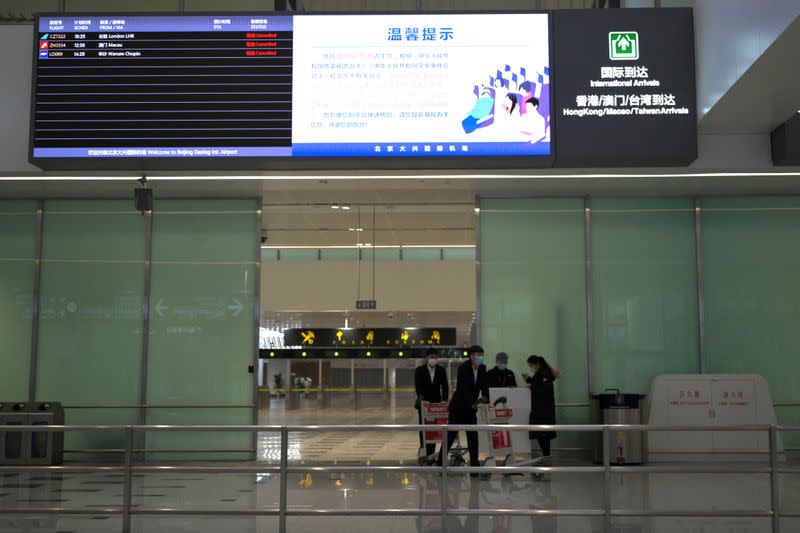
[2,405,798,532]
[2,468,800,532]
[258,404,420,463]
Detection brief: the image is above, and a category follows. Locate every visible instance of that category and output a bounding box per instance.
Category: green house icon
[609,31,639,61]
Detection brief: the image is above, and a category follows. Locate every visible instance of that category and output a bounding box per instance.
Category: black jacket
[485,366,518,389]
[448,360,489,424]
[414,364,449,407]
[526,370,557,440]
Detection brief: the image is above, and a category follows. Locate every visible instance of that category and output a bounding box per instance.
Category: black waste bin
[0,402,29,465]
[591,390,646,465]
[26,402,65,466]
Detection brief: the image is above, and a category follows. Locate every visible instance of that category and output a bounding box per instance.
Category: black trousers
[439,429,479,467]
[536,436,552,457]
[417,408,436,457]
[536,437,550,457]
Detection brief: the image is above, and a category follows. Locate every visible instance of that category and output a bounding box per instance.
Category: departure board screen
[30,13,554,170]
[31,15,293,166]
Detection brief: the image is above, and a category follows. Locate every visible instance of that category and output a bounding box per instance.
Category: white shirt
[428,365,436,382]
[472,365,478,384]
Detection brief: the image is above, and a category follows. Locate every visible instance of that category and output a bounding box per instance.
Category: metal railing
[0,423,797,533]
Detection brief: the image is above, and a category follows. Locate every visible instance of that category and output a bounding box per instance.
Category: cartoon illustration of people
[521,97,546,144]
[461,85,496,134]
[494,92,521,139]
[461,67,550,145]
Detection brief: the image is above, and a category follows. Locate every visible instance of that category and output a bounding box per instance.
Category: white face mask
[427,359,438,368]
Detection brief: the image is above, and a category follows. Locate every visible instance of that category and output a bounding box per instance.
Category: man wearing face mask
[485,352,518,389]
[438,345,488,474]
[414,348,449,457]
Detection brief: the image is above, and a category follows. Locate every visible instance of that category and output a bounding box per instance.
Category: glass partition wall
[480,196,800,450]
[4,195,800,456]
[0,199,260,457]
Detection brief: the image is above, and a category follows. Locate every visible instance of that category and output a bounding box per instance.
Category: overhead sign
[283,327,457,347]
[259,347,467,359]
[553,9,697,166]
[29,9,697,170]
[355,299,377,310]
[30,13,552,169]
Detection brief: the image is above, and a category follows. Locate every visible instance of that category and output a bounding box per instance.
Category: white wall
[0,25,38,173]
[694,0,800,117]
[262,260,476,312]
[690,134,772,169]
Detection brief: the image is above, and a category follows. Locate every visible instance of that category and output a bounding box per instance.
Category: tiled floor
[1,405,798,532]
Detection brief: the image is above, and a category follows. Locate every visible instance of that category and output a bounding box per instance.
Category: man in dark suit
[414,348,449,457]
[438,345,488,472]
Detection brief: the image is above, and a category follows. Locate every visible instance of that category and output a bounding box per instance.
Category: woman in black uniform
[523,355,559,476]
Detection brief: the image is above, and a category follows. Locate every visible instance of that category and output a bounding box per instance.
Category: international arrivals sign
[553,9,697,166]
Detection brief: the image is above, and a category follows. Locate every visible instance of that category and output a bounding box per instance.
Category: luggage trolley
[418,401,470,467]
[477,399,513,468]
[418,401,449,466]
[478,397,546,479]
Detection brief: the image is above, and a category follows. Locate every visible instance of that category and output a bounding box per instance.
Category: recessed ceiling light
[332,204,340,209]
[342,205,351,210]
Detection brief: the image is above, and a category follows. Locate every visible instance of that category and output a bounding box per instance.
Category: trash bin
[26,402,65,466]
[0,402,29,466]
[592,389,646,465]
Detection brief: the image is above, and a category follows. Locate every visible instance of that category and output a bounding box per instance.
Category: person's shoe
[533,455,553,481]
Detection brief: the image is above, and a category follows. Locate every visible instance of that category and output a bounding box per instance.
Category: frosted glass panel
[0,201,37,400]
[442,247,476,261]
[591,198,699,395]
[480,198,589,447]
[36,200,145,451]
[701,197,800,448]
[147,200,258,459]
[278,249,318,261]
[321,249,358,261]
[403,248,441,261]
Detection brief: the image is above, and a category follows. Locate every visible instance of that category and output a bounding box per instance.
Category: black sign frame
[551,8,697,167]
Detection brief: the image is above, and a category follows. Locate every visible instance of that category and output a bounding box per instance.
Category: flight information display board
[29,13,553,169]
[31,15,294,164]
